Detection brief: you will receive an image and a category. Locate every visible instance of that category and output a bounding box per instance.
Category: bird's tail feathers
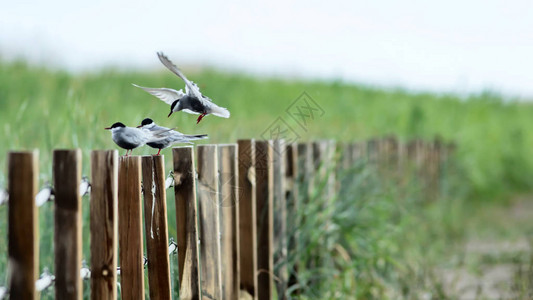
[183,134,208,141]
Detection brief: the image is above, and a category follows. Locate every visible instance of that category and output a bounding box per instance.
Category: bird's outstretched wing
[206,102,230,118]
[157,52,205,101]
[132,84,184,105]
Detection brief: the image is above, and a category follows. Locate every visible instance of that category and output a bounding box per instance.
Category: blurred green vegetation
[1,59,532,197]
[1,59,533,298]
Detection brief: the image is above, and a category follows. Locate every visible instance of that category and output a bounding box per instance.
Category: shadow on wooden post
[90,150,118,300]
[8,150,39,300]
[118,156,144,300]
[142,155,172,300]
[255,140,274,300]
[218,144,240,300]
[197,145,222,300]
[172,146,201,300]
[237,139,258,299]
[53,149,82,300]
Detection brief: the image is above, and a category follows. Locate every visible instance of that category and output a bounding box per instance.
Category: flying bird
[132,52,230,124]
[137,118,208,155]
[104,122,170,156]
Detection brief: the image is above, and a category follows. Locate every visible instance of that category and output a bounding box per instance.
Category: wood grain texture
[172,147,201,300]
[53,149,82,300]
[118,156,144,300]
[237,139,258,299]
[8,150,39,300]
[141,155,171,300]
[196,145,222,300]
[217,144,240,300]
[90,150,118,300]
[272,139,288,298]
[255,140,274,300]
[90,150,119,300]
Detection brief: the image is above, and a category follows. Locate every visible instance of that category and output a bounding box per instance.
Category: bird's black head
[105,122,126,130]
[170,99,179,111]
[141,118,154,126]
[168,99,179,117]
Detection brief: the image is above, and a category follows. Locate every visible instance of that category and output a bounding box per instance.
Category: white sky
[1,0,533,98]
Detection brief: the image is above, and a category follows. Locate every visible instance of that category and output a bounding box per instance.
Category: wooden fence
[1,137,453,299]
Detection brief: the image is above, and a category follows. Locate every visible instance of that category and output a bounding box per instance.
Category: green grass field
[1,59,533,298]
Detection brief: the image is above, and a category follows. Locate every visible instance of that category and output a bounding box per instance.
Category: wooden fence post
[118,156,144,300]
[255,140,274,300]
[297,143,312,200]
[326,140,337,201]
[197,145,222,300]
[293,142,312,294]
[273,139,288,298]
[312,140,335,198]
[141,155,171,300]
[53,149,82,300]
[366,138,378,166]
[386,136,399,175]
[8,150,39,300]
[90,150,119,300]
[218,144,240,300]
[172,147,201,300]
[285,143,299,295]
[237,139,258,299]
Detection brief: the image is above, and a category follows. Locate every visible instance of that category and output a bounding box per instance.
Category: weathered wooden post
[297,143,313,201]
[218,144,240,300]
[141,155,171,300]
[237,139,258,299]
[118,156,144,300]
[8,150,39,300]
[273,139,288,298]
[173,147,201,299]
[53,149,82,300]
[255,140,274,300]
[285,143,299,295]
[197,145,222,300]
[90,150,119,300]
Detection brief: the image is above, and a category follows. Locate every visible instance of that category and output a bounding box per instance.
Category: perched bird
[137,118,208,155]
[104,122,170,156]
[132,52,230,124]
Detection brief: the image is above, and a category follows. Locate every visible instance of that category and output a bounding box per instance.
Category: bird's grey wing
[123,128,148,144]
[157,52,205,101]
[150,124,171,131]
[132,84,184,105]
[150,127,177,137]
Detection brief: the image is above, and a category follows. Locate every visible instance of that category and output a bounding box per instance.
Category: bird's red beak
[104,127,111,130]
[168,111,173,118]
[136,125,142,128]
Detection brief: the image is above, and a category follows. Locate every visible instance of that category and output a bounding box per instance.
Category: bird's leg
[196,113,206,124]
[156,149,161,156]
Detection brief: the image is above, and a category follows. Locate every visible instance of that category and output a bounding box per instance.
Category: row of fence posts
[2,137,453,299]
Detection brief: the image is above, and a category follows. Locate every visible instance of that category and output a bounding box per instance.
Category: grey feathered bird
[104,122,170,156]
[136,118,208,155]
[133,52,230,124]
